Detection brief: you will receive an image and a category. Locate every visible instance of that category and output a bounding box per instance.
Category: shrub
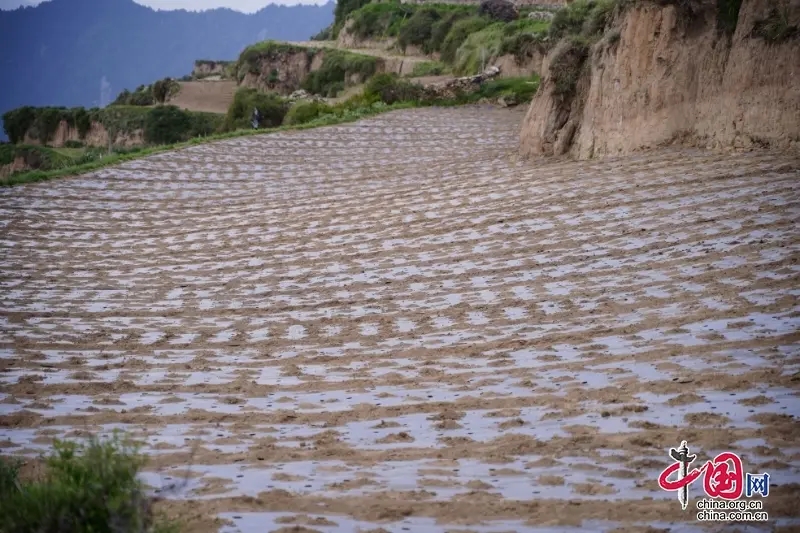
[225,87,288,131]
[144,106,191,145]
[63,140,84,148]
[479,0,519,23]
[750,5,798,43]
[549,0,593,41]
[549,36,589,98]
[301,50,378,96]
[430,12,467,52]
[364,73,423,104]
[0,434,178,533]
[113,85,155,107]
[152,78,180,104]
[398,7,442,52]
[2,106,37,144]
[333,0,373,37]
[284,101,334,125]
[441,16,491,64]
[349,2,412,40]
[501,32,547,63]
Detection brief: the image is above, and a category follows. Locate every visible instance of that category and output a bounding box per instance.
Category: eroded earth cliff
[520,0,800,158]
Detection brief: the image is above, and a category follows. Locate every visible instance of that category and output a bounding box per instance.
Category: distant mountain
[0,0,334,140]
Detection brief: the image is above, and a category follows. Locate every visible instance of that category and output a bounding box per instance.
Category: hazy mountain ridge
[0,0,334,140]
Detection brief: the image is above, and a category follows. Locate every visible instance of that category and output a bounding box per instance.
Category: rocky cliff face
[23,121,144,148]
[241,49,324,95]
[519,0,800,159]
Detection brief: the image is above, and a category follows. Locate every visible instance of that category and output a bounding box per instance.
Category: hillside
[0,0,335,140]
[519,0,800,158]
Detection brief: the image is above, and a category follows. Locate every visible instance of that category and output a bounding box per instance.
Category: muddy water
[1,107,799,532]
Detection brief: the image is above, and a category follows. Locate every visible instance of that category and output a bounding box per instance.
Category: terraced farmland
[1,107,799,532]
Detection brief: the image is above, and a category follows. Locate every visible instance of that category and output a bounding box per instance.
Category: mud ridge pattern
[1,107,799,533]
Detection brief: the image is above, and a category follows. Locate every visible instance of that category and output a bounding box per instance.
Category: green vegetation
[716,0,742,35]
[364,73,423,104]
[1,144,75,170]
[453,23,505,75]
[284,101,334,125]
[2,106,94,144]
[225,87,288,130]
[112,77,180,107]
[549,36,589,98]
[349,2,414,40]
[2,105,223,148]
[302,50,378,97]
[409,60,447,77]
[478,0,519,23]
[0,434,178,533]
[152,78,181,104]
[441,16,490,64]
[113,85,155,106]
[751,5,798,43]
[193,60,236,79]
[549,0,615,41]
[236,41,315,82]
[332,0,372,37]
[144,106,222,145]
[398,7,443,52]
[363,71,539,106]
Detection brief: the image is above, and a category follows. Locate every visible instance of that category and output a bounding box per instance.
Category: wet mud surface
[1,107,799,532]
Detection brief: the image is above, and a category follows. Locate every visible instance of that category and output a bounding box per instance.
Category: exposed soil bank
[520,0,800,158]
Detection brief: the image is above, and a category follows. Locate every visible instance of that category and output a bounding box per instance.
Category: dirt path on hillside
[0,107,798,532]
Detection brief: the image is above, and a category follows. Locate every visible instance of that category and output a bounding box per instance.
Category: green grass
[408,60,448,77]
[453,22,506,74]
[0,433,178,533]
[441,16,491,64]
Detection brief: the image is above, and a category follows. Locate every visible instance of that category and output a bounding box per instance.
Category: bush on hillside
[364,73,423,105]
[152,78,180,104]
[440,16,490,64]
[301,50,378,97]
[225,88,288,131]
[2,106,37,144]
[479,0,519,23]
[0,434,178,533]
[283,101,334,125]
[549,36,589,98]
[453,23,506,74]
[751,5,798,43]
[349,2,412,40]
[398,7,443,52]
[333,0,372,37]
[429,11,468,53]
[144,106,192,145]
[113,85,155,107]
